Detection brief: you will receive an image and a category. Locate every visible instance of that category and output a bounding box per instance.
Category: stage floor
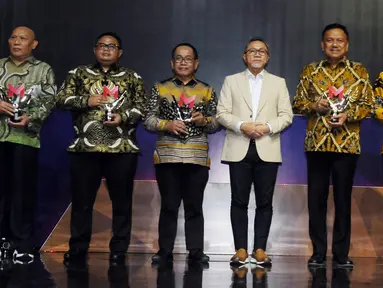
[42,182,383,257]
[1,253,382,287]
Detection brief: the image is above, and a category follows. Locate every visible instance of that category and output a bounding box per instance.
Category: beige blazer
[217,70,293,163]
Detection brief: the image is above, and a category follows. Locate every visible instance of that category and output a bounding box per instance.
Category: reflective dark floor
[1,253,383,287]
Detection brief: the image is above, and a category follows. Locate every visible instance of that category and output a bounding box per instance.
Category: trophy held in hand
[95,83,125,122]
[7,84,35,123]
[324,85,354,123]
[172,93,197,122]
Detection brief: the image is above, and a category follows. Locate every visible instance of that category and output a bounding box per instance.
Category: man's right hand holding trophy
[0,86,15,118]
[0,84,34,128]
[88,83,124,128]
[164,94,208,136]
[311,85,352,128]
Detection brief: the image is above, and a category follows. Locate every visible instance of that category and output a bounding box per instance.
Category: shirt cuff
[157,120,169,131]
[266,122,273,134]
[236,121,244,134]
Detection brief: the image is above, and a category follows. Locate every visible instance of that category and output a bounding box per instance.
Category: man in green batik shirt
[56,32,147,265]
[0,26,56,263]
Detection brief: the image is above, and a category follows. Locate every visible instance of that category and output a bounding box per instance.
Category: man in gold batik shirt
[293,23,374,269]
[372,73,383,154]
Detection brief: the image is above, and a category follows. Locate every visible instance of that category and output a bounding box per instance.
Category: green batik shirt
[56,63,147,153]
[0,56,56,148]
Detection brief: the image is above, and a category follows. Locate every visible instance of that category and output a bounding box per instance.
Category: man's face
[171,46,199,78]
[8,27,38,60]
[243,41,269,70]
[321,28,349,62]
[94,35,122,66]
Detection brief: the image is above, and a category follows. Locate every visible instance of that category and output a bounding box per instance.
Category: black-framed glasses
[174,56,195,64]
[246,48,268,56]
[95,43,120,51]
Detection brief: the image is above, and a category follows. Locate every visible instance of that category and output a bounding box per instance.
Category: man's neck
[176,75,194,85]
[248,67,263,76]
[101,65,110,72]
[326,57,345,68]
[98,61,118,73]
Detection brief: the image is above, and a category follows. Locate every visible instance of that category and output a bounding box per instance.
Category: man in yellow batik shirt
[373,73,383,141]
[293,23,374,268]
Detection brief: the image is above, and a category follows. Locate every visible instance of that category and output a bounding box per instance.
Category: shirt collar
[322,56,348,68]
[7,55,37,66]
[247,69,265,79]
[172,76,198,87]
[93,62,119,73]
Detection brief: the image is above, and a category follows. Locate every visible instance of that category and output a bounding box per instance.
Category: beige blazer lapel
[257,70,271,115]
[235,70,252,111]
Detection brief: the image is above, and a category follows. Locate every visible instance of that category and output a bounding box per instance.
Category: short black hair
[322,23,349,40]
[244,37,270,54]
[171,43,199,60]
[95,32,122,49]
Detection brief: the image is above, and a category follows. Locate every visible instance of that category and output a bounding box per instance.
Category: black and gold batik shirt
[56,63,146,153]
[144,77,220,167]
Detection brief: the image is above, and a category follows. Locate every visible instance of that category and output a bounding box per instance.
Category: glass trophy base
[105,112,112,122]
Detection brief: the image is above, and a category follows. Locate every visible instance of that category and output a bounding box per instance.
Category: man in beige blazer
[217,37,293,267]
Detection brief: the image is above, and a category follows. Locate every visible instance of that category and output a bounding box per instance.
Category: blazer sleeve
[266,78,293,134]
[216,76,243,132]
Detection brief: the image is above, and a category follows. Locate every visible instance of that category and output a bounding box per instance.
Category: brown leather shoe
[231,266,248,284]
[250,249,272,266]
[251,266,266,281]
[230,248,249,266]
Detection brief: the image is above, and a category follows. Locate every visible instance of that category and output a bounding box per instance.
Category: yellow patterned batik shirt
[143,77,220,167]
[293,58,374,154]
[372,72,383,154]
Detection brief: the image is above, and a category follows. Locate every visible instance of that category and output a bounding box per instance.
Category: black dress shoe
[109,252,126,264]
[333,257,354,268]
[63,249,87,263]
[152,250,173,264]
[188,250,210,263]
[308,254,326,267]
[188,261,210,270]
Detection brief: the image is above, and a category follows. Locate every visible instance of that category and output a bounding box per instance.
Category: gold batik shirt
[372,72,383,153]
[143,77,220,167]
[293,58,374,154]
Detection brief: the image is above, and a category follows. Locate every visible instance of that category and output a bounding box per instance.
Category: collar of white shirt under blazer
[238,69,271,115]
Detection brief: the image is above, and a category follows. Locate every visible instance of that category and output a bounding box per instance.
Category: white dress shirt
[236,69,272,134]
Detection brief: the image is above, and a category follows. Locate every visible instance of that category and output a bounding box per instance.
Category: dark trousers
[156,265,203,288]
[0,142,38,252]
[155,163,209,253]
[306,152,358,260]
[68,152,138,253]
[229,142,279,251]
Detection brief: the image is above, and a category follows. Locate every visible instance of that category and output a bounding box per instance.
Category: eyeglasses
[246,49,268,56]
[95,43,120,51]
[174,56,195,64]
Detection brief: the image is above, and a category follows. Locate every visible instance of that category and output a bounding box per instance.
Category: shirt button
[250,114,252,118]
